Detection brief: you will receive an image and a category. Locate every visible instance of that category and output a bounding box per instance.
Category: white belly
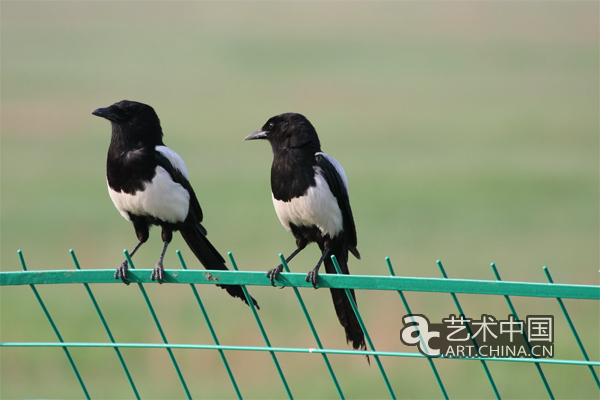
[108,167,190,224]
[272,172,343,237]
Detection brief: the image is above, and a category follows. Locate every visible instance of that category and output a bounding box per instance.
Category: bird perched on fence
[244,113,365,351]
[92,100,258,309]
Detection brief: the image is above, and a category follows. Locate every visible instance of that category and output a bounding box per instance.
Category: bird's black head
[92,100,163,147]
[244,113,321,154]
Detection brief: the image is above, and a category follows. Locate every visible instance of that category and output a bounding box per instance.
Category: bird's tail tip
[218,284,260,310]
[348,337,369,364]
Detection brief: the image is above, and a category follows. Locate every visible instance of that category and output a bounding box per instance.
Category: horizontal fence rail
[2,269,598,300]
[2,342,599,367]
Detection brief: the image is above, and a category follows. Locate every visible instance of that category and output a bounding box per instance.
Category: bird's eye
[268,122,275,129]
[122,110,135,124]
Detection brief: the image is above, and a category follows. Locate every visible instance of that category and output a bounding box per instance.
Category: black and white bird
[92,100,258,308]
[244,113,365,351]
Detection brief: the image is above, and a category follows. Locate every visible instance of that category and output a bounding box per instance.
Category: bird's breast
[271,172,343,238]
[108,167,190,224]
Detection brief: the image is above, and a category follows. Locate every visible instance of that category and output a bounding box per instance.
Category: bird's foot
[266,265,284,287]
[306,268,319,288]
[151,263,164,284]
[115,261,130,285]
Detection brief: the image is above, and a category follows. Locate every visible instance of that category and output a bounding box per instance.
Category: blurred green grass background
[1,2,598,399]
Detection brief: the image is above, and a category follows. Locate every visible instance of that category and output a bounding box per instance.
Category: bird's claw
[306,269,319,288]
[151,263,164,284]
[115,262,130,285]
[266,265,284,287]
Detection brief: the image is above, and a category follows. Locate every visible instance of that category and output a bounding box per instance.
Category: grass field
[1,2,598,399]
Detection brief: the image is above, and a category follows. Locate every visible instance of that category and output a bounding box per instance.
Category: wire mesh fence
[1,249,598,399]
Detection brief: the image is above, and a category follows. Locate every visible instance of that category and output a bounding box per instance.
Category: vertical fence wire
[386,257,449,400]
[6,252,599,399]
[436,260,501,399]
[543,266,600,389]
[17,250,91,400]
[176,250,242,400]
[490,263,554,399]
[331,255,397,400]
[123,250,192,400]
[279,253,345,399]
[69,250,141,400]
[228,252,294,400]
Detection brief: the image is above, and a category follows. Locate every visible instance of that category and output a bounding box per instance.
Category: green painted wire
[7,252,600,399]
[490,263,554,399]
[437,260,501,400]
[386,257,449,400]
[2,341,598,366]
[2,270,598,300]
[227,252,294,400]
[70,250,141,400]
[278,253,345,399]
[330,255,397,400]
[124,250,192,400]
[17,250,91,400]
[176,250,242,400]
[543,266,600,390]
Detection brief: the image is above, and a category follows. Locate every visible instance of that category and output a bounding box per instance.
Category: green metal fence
[1,249,599,399]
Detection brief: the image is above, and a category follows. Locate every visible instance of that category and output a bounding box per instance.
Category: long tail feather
[323,244,366,352]
[180,224,259,309]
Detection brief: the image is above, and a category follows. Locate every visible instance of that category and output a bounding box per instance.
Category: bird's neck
[273,145,317,168]
[108,123,163,156]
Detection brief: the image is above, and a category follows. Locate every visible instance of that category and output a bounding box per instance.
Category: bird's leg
[117,220,150,285]
[306,246,331,288]
[151,240,170,284]
[151,242,169,284]
[115,241,143,285]
[152,229,173,284]
[267,246,303,287]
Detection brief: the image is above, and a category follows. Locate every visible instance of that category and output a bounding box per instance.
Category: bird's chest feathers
[272,169,343,237]
[107,148,189,224]
[270,151,316,201]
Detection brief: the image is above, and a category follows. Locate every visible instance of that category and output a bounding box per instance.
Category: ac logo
[400,315,441,356]
[400,313,554,359]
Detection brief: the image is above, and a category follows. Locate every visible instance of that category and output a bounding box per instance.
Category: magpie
[244,113,365,351]
[92,100,258,309]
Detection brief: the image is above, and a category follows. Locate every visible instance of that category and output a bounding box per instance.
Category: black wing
[155,150,207,235]
[315,153,360,258]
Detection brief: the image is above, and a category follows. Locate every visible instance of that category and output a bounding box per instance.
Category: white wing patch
[316,152,349,193]
[108,166,190,224]
[272,168,343,237]
[156,145,190,180]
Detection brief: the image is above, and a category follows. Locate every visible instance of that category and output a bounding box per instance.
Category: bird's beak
[92,107,118,121]
[244,130,268,141]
